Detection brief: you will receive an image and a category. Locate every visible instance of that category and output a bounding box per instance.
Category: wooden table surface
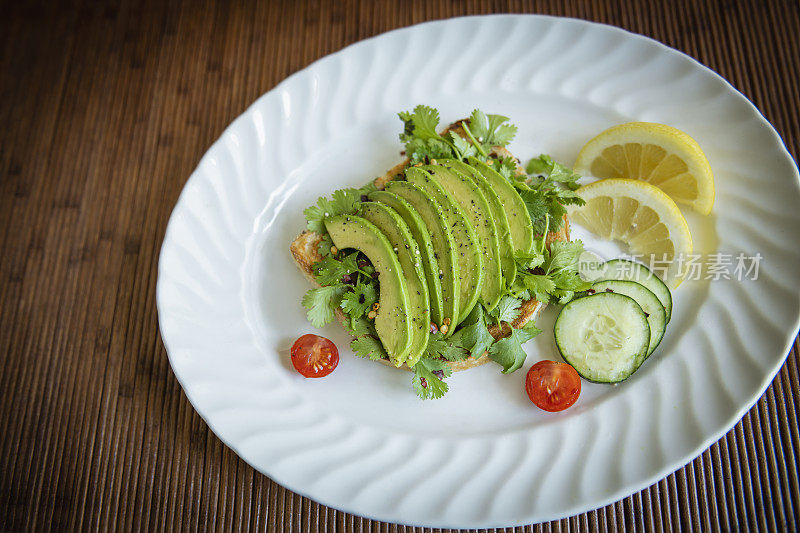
[1,0,799,530]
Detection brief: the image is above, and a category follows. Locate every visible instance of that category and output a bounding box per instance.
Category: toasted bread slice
[289,120,570,371]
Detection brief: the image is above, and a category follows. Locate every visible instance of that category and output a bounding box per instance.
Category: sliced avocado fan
[360,202,430,366]
[325,215,413,364]
[441,158,517,288]
[385,180,460,336]
[406,166,482,326]
[369,190,444,327]
[467,156,534,256]
[424,163,503,311]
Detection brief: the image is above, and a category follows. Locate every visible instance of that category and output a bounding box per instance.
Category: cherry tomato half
[525,360,581,412]
[291,334,339,378]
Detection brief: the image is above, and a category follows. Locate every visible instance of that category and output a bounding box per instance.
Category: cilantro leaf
[417,354,452,376]
[351,335,386,361]
[467,110,517,148]
[519,273,556,302]
[340,282,378,318]
[358,181,378,197]
[461,111,517,157]
[493,156,520,181]
[398,105,517,165]
[468,109,489,140]
[544,240,587,276]
[449,304,494,358]
[514,249,545,270]
[520,321,543,338]
[487,324,541,374]
[312,252,363,286]
[552,188,584,204]
[404,137,453,164]
[526,154,582,190]
[412,357,450,400]
[331,188,362,214]
[517,154,586,235]
[346,316,373,336]
[512,240,592,303]
[399,105,456,163]
[317,233,334,258]
[425,332,469,361]
[551,288,577,305]
[302,285,347,328]
[516,188,551,235]
[549,268,589,291]
[490,295,523,323]
[303,188,363,234]
[491,123,518,146]
[400,105,441,141]
[303,196,336,234]
[448,131,477,159]
[312,256,350,286]
[339,252,360,275]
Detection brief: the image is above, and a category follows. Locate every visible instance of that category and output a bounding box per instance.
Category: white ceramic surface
[157,15,800,527]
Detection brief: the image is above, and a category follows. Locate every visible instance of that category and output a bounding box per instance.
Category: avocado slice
[324,215,412,363]
[441,159,517,287]
[467,156,534,255]
[425,163,503,311]
[384,180,460,335]
[359,202,430,366]
[406,167,482,326]
[369,190,444,327]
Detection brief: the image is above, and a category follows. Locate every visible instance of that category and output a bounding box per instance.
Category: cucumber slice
[554,292,650,383]
[591,280,666,357]
[600,259,673,322]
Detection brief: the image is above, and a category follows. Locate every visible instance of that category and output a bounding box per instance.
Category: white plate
[157,15,800,527]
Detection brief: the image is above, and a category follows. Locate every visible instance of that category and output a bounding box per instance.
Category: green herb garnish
[398,105,517,164]
[511,240,592,304]
[488,323,542,374]
[301,285,348,328]
[515,154,585,235]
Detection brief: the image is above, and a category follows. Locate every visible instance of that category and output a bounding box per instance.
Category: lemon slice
[573,122,714,214]
[568,179,692,288]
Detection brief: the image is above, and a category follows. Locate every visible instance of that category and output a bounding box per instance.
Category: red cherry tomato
[525,360,581,412]
[291,334,339,378]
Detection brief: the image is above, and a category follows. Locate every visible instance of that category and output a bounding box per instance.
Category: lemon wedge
[573,122,714,214]
[568,179,693,288]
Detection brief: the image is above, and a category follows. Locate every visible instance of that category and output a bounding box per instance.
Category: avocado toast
[291,107,588,398]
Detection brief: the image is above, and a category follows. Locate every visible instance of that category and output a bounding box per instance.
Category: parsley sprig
[303,184,376,236]
[411,302,544,398]
[303,249,379,329]
[303,188,361,234]
[460,109,518,157]
[411,331,470,400]
[302,285,348,328]
[510,240,592,304]
[398,105,517,164]
[489,295,524,324]
[410,307,490,400]
[449,305,495,359]
[351,335,386,360]
[513,154,586,235]
[413,357,452,400]
[490,156,520,181]
[488,323,542,373]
